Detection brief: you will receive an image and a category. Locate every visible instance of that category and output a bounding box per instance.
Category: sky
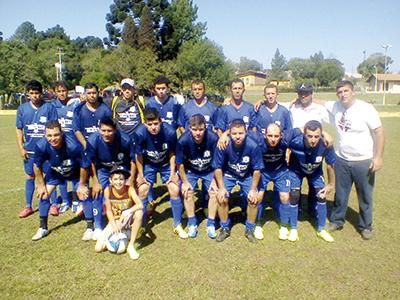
[1,0,399,73]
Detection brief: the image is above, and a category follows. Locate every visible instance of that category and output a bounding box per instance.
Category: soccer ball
[106,232,128,254]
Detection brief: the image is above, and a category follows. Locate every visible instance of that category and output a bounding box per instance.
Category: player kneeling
[95,166,143,260]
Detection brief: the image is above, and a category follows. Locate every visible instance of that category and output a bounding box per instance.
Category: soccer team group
[15,75,384,260]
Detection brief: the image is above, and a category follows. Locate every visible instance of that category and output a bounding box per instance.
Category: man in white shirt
[325,80,384,240]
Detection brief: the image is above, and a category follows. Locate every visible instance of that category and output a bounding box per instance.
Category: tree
[236,56,263,72]
[315,59,344,87]
[137,5,157,50]
[269,48,287,80]
[73,36,104,50]
[11,21,37,44]
[122,16,138,48]
[357,52,393,79]
[175,39,234,93]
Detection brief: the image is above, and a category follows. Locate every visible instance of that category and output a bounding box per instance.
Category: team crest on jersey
[275,120,281,126]
[40,116,47,123]
[162,143,168,150]
[118,153,124,161]
[66,111,74,117]
[242,156,250,163]
[204,115,210,121]
[243,116,249,123]
[166,112,173,118]
[315,156,323,163]
[129,106,136,112]
[204,150,211,158]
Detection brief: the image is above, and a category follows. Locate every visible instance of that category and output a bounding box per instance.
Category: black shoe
[245,229,257,243]
[216,228,231,242]
[361,229,373,240]
[326,222,343,232]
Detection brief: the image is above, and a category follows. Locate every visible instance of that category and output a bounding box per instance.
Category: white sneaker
[278,226,289,240]
[173,224,188,239]
[288,229,299,242]
[254,225,264,240]
[92,228,103,241]
[127,244,140,260]
[32,228,49,241]
[206,226,217,239]
[187,225,198,238]
[317,229,334,242]
[82,228,94,241]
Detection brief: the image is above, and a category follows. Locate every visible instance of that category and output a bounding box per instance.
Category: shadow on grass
[49,214,84,234]
[326,198,360,231]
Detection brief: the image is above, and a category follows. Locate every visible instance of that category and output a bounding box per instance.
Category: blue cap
[296,83,313,93]
[109,165,131,177]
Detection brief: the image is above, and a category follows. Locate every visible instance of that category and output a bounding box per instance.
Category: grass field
[1,107,400,299]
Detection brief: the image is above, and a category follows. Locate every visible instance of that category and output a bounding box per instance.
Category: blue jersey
[86,131,134,173]
[215,100,256,132]
[176,129,219,174]
[289,135,336,176]
[111,97,144,139]
[34,133,90,180]
[72,102,112,140]
[134,123,177,167]
[178,99,218,130]
[52,98,76,133]
[254,104,292,134]
[212,135,264,179]
[16,101,58,154]
[146,95,181,129]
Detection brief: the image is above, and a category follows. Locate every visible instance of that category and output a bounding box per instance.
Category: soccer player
[95,166,143,260]
[109,78,145,139]
[134,108,188,239]
[31,120,93,241]
[16,80,58,218]
[215,79,256,135]
[176,114,219,238]
[146,76,182,130]
[253,84,292,134]
[212,119,264,243]
[85,117,136,240]
[287,120,335,242]
[325,80,384,240]
[51,81,78,214]
[178,80,218,132]
[250,123,295,240]
[73,82,112,149]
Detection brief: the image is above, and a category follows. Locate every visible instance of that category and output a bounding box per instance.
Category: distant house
[237,71,267,87]
[269,79,291,88]
[368,73,400,93]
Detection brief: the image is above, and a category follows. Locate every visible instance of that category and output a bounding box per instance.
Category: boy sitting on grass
[95,166,143,260]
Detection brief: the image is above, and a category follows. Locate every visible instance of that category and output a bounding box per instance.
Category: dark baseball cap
[296,83,313,93]
[109,165,131,178]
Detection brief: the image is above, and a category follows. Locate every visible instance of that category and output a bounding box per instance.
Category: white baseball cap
[121,78,135,88]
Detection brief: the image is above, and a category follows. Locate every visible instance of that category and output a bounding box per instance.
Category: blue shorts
[45,176,79,190]
[223,174,254,198]
[97,169,111,189]
[144,164,171,186]
[289,170,325,190]
[185,171,215,192]
[23,156,34,177]
[260,168,290,193]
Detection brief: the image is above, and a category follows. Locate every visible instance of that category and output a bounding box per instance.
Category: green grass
[1,114,400,299]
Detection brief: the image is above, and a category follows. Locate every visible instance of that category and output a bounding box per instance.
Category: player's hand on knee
[136,174,149,187]
[217,188,229,204]
[77,183,89,200]
[167,173,180,186]
[181,181,193,199]
[248,189,258,205]
[36,184,48,200]
[92,181,102,198]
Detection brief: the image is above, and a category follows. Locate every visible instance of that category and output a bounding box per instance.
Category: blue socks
[245,220,255,232]
[141,198,148,226]
[289,204,298,229]
[59,182,71,206]
[256,201,264,222]
[93,195,104,229]
[220,219,231,230]
[38,198,51,217]
[279,203,290,227]
[170,197,183,227]
[25,178,35,208]
[82,197,94,219]
[207,218,215,227]
[316,201,327,232]
[188,216,197,226]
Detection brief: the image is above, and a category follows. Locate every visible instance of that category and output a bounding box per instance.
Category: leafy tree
[175,39,234,93]
[269,48,287,80]
[122,16,138,48]
[357,52,393,79]
[0,32,3,42]
[315,59,344,87]
[11,21,37,44]
[42,25,69,40]
[73,36,104,50]
[137,5,157,50]
[236,56,263,72]
[80,48,112,88]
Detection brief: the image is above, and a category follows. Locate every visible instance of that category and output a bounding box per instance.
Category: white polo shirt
[289,102,329,128]
[325,99,382,161]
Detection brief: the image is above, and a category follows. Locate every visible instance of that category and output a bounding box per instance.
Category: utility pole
[381,44,392,105]
[55,47,64,81]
